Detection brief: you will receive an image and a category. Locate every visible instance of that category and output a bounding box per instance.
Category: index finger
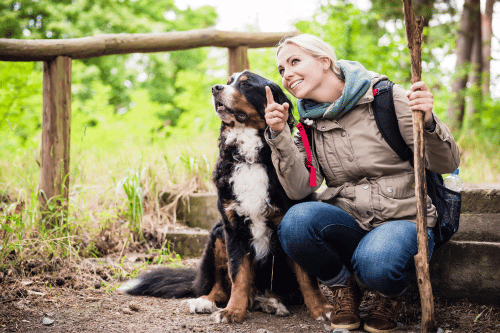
[265,86,275,106]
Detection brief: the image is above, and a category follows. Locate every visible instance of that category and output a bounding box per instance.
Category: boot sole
[331,321,361,330]
[363,323,397,333]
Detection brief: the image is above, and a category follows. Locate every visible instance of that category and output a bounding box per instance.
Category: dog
[123,70,333,323]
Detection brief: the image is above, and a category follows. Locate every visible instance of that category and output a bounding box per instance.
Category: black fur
[126,70,316,311]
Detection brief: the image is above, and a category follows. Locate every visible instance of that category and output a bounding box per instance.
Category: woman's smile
[290,79,303,90]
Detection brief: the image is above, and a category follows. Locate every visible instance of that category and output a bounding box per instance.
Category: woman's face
[277,43,329,100]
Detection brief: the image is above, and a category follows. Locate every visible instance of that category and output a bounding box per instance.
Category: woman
[264,34,460,333]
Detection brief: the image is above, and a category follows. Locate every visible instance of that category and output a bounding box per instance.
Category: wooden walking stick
[402,0,436,332]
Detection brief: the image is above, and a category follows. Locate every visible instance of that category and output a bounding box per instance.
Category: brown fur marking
[217,254,255,323]
[230,91,266,130]
[290,258,333,319]
[203,238,231,305]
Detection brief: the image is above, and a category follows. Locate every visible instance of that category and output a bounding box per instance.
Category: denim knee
[278,202,365,281]
[278,201,356,253]
[352,220,434,296]
[277,202,315,258]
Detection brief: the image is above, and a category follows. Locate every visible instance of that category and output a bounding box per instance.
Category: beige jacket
[266,74,460,231]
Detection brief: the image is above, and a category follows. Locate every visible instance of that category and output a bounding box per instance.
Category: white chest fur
[225,127,271,261]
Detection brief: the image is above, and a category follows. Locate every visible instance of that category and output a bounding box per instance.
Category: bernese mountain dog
[123,70,333,323]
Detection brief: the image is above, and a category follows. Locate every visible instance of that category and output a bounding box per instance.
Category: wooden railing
[0,28,298,212]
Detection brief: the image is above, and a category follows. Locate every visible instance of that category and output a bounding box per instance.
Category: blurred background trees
[0,0,499,182]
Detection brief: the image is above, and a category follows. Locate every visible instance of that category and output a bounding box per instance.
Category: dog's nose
[212,85,224,94]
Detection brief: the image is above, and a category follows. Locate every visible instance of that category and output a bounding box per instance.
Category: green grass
[0,129,218,268]
[1,90,499,271]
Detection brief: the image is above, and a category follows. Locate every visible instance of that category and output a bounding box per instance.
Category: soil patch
[1,255,499,333]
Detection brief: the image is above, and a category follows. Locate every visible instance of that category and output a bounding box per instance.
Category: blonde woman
[264,34,459,333]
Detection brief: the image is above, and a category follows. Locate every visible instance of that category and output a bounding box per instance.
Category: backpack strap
[296,123,317,187]
[372,80,413,165]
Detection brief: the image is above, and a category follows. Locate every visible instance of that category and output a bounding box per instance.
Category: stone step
[160,186,500,301]
[160,192,220,230]
[161,186,500,230]
[461,187,500,213]
[447,187,500,242]
[453,213,500,242]
[161,227,209,258]
[430,240,500,303]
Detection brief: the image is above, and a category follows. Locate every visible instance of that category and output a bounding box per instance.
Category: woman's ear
[319,57,331,71]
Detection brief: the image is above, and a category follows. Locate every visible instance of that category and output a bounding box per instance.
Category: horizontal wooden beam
[0,29,299,61]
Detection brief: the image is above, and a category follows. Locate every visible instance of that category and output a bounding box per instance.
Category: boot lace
[332,287,357,315]
[368,292,402,323]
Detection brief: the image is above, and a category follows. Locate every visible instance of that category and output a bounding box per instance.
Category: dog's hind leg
[290,259,333,321]
[187,222,231,314]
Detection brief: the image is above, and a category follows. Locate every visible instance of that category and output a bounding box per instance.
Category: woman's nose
[283,68,293,79]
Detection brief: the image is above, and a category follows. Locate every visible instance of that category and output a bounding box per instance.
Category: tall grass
[118,163,145,241]
[0,130,218,268]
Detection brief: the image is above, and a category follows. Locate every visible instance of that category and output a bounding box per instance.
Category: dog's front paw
[310,304,334,321]
[213,308,247,323]
[184,297,219,314]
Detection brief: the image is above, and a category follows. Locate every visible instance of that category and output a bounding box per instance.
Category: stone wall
[162,187,500,302]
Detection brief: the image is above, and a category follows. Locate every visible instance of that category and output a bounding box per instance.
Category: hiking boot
[329,275,362,330]
[364,291,404,333]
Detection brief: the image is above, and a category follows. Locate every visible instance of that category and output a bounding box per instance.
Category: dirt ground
[1,254,499,333]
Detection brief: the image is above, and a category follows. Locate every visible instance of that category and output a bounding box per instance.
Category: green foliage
[1,0,218,124]
[1,0,499,276]
[0,62,42,148]
[295,1,458,87]
[296,2,409,83]
[118,164,145,241]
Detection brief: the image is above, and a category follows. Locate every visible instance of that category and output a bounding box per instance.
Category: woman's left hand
[407,81,435,129]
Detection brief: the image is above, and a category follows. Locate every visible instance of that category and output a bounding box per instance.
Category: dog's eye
[234,111,248,122]
[240,81,251,88]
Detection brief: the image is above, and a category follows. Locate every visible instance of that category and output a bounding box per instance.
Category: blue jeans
[278,201,434,297]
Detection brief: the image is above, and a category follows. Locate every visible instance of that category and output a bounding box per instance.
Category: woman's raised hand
[265,86,289,133]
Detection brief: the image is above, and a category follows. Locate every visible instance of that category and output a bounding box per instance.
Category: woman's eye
[291,58,299,65]
[278,69,284,76]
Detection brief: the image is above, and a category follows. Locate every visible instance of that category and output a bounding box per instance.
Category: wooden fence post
[228,46,249,75]
[40,56,72,221]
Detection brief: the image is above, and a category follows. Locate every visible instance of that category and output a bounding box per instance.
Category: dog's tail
[120,222,227,299]
[121,267,197,298]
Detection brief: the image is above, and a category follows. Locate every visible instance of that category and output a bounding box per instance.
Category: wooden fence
[0,28,298,211]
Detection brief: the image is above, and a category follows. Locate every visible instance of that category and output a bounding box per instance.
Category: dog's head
[212,70,295,131]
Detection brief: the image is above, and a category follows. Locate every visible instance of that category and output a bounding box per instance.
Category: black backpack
[301,79,461,249]
[372,79,461,248]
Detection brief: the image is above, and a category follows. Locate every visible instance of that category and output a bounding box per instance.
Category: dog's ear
[267,82,296,130]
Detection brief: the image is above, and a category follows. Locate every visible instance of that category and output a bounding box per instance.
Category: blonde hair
[277,34,343,78]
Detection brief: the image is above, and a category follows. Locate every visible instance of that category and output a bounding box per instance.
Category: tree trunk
[481,0,495,96]
[447,0,480,132]
[468,0,483,116]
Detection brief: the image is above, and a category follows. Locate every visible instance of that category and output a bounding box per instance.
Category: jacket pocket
[373,172,417,223]
[377,172,415,199]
